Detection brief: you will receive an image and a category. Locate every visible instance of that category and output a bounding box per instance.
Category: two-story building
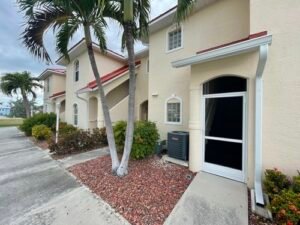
[39,0,300,205]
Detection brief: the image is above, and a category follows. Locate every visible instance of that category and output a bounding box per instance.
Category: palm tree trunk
[83,24,120,173]
[21,90,31,118]
[117,23,136,176]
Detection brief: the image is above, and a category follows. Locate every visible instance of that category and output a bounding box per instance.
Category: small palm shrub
[264,168,291,198]
[32,125,52,141]
[20,113,56,136]
[113,120,160,159]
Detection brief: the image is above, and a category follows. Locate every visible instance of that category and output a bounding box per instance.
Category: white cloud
[0,0,177,105]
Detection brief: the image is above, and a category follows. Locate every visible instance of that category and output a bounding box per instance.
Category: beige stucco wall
[148,0,250,140]
[250,0,300,176]
[43,74,66,113]
[189,52,259,186]
[64,49,149,129]
[64,50,124,129]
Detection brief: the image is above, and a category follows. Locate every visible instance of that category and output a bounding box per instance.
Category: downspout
[254,44,269,206]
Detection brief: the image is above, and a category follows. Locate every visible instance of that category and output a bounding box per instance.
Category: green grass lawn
[0,118,24,127]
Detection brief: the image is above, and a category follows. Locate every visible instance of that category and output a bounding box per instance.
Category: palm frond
[176,0,195,22]
[21,6,69,62]
[56,19,80,62]
[92,21,107,52]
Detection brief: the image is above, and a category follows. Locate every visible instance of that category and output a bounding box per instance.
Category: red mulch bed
[70,155,195,225]
[248,190,277,225]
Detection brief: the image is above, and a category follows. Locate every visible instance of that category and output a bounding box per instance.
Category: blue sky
[0,0,176,105]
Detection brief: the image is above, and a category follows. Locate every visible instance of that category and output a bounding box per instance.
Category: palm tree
[176,0,195,22]
[0,71,42,118]
[18,0,150,176]
[116,0,150,176]
[17,0,122,172]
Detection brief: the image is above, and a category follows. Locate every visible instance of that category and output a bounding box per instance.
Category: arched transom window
[165,95,182,124]
[73,104,78,126]
[74,60,79,82]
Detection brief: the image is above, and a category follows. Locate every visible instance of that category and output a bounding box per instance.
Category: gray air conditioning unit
[167,131,189,161]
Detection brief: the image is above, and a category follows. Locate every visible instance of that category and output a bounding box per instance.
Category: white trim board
[172,35,272,68]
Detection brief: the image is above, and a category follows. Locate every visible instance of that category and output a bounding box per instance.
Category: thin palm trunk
[21,90,31,118]
[83,24,120,173]
[117,23,136,176]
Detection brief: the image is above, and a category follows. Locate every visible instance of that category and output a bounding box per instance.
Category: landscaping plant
[32,124,52,141]
[292,171,300,194]
[113,121,159,160]
[264,168,291,198]
[20,113,56,136]
[91,127,108,146]
[59,122,78,136]
[269,190,300,225]
[264,168,300,225]
[49,129,107,155]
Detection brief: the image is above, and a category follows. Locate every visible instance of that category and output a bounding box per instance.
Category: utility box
[167,131,189,161]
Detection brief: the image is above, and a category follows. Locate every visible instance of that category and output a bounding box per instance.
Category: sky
[0,0,176,106]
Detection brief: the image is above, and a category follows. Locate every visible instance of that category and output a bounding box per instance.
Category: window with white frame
[73,104,78,125]
[167,26,182,51]
[166,96,182,124]
[74,60,79,82]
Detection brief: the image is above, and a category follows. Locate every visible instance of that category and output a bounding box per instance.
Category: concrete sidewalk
[164,172,248,225]
[0,127,129,225]
[57,147,109,168]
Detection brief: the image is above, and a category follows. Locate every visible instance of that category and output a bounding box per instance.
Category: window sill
[166,46,183,54]
[165,121,183,126]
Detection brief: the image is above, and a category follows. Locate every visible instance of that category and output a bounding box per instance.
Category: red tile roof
[196,31,268,54]
[80,61,141,91]
[49,91,66,98]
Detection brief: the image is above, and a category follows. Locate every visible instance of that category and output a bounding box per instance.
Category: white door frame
[201,91,247,182]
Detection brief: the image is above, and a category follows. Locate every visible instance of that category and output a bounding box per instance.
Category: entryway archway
[202,76,247,182]
[89,97,98,129]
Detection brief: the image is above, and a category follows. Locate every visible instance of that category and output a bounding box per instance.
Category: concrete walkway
[57,147,109,168]
[164,172,248,225]
[0,127,129,225]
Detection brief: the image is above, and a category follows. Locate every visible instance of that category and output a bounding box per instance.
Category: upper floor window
[165,95,182,124]
[74,60,79,82]
[73,104,78,126]
[167,26,182,51]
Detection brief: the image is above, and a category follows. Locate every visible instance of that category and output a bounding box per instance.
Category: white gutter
[254,44,269,206]
[172,35,272,68]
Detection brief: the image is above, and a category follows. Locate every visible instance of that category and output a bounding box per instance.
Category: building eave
[38,69,66,80]
[172,35,273,68]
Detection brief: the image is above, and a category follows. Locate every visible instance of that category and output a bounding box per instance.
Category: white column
[97,97,104,128]
[55,102,61,143]
[188,85,202,172]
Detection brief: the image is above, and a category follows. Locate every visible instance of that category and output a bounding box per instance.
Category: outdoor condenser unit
[167,131,189,161]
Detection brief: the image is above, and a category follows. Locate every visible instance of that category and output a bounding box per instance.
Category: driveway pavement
[0,127,129,225]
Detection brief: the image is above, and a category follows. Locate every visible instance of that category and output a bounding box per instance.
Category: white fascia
[171,35,272,68]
